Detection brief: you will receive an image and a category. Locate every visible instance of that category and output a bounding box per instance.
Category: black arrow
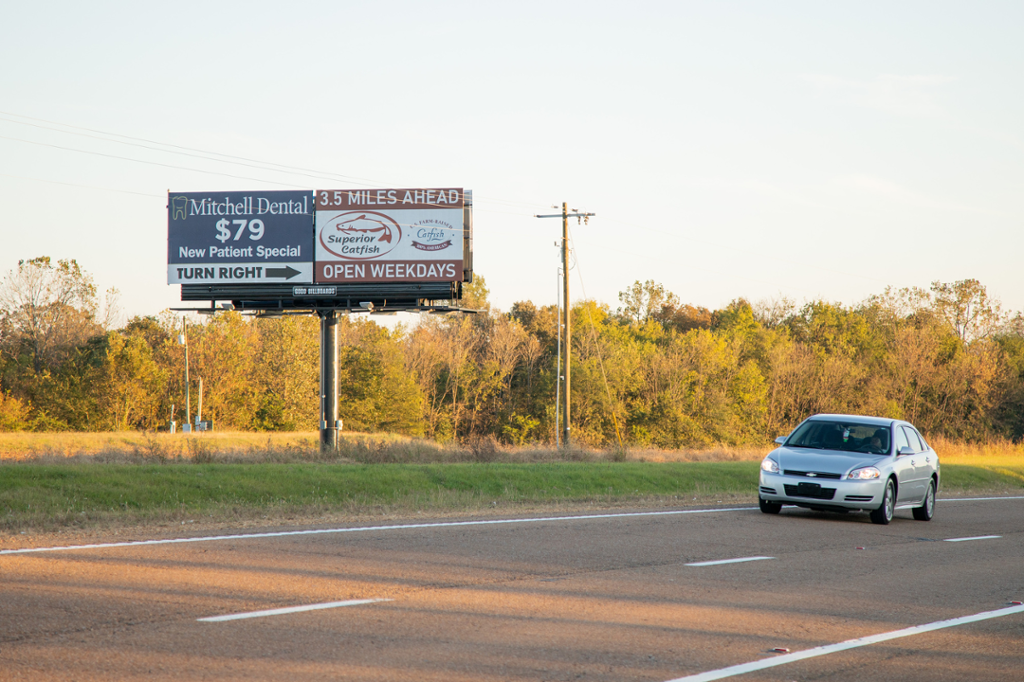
[266,265,301,279]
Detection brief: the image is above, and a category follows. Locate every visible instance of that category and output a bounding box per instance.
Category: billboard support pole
[319,310,340,452]
[535,204,595,449]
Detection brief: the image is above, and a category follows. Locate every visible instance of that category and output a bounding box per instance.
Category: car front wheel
[870,479,895,525]
[759,497,782,514]
[913,480,936,521]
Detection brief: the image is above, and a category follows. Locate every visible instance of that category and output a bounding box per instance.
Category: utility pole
[555,267,562,447]
[535,203,595,447]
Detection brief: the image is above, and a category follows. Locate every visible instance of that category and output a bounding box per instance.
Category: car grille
[784,484,836,500]
[759,486,777,495]
[783,470,842,480]
[844,495,874,502]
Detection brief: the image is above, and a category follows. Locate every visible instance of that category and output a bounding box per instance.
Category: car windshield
[785,421,890,455]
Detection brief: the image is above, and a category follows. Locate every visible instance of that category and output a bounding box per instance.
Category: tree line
[2,256,1023,445]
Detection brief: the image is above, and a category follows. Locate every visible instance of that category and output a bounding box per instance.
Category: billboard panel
[314,188,467,284]
[168,190,314,284]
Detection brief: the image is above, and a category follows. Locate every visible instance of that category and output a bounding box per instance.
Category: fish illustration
[335,214,393,243]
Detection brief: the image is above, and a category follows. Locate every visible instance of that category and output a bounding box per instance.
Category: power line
[0,172,162,198]
[0,120,843,299]
[0,111,379,187]
[0,134,310,188]
[0,110,553,212]
[0,109,891,300]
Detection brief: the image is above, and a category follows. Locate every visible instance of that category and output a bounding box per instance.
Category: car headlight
[761,458,779,474]
[848,466,881,480]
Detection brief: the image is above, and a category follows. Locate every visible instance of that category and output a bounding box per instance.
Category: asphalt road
[2,498,1023,681]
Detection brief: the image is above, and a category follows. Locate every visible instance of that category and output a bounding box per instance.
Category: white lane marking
[198,598,391,622]
[686,556,774,567]
[4,494,1022,556]
[944,535,1002,542]
[665,603,1024,682]
[0,507,757,555]
[939,496,1024,502]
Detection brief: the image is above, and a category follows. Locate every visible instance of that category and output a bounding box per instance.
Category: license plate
[797,482,822,496]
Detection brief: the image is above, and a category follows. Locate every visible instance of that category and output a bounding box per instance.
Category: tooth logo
[171,195,189,221]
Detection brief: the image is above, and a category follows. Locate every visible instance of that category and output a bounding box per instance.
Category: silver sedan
[758,414,939,524]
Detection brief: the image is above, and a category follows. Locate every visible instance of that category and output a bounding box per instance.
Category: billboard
[314,188,468,284]
[168,190,314,284]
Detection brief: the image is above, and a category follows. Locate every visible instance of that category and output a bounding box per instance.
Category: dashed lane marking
[685,556,774,567]
[944,535,1002,542]
[198,598,391,622]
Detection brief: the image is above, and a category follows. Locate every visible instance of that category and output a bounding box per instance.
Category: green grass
[939,464,1024,492]
[2,461,1021,533]
[0,462,758,532]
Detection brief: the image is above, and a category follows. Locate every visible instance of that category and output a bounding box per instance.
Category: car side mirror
[897,446,914,456]
[775,436,787,445]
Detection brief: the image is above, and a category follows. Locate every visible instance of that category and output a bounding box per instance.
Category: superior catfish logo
[320,211,402,260]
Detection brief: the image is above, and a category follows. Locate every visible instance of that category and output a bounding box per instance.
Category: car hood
[772,447,880,475]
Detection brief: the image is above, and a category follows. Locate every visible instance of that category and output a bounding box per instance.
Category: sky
[1,1,1022,324]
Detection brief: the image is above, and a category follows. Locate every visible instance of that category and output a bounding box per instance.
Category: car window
[786,421,890,454]
[903,427,923,453]
[894,427,909,454]
[913,428,930,451]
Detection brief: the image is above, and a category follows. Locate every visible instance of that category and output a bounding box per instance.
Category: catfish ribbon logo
[171,196,188,221]
[412,240,452,252]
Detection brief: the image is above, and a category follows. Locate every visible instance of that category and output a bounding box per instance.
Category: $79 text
[215,219,265,243]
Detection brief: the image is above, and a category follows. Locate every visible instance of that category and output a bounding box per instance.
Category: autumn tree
[179,312,262,429]
[252,315,319,430]
[98,322,167,430]
[337,317,425,436]
[0,391,30,431]
[930,279,1004,343]
[654,302,715,333]
[0,257,102,374]
[617,280,680,325]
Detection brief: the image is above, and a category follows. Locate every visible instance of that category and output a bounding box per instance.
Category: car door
[898,426,927,502]
[906,427,937,495]
[891,426,918,503]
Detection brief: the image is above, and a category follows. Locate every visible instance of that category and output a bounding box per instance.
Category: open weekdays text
[319,261,460,282]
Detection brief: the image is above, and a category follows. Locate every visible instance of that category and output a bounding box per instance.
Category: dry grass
[0,431,773,465]
[1,431,1020,467]
[929,436,1024,467]
[626,444,768,463]
[0,431,320,463]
